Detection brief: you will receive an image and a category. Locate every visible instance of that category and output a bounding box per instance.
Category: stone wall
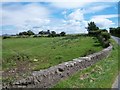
[6,45,113,88]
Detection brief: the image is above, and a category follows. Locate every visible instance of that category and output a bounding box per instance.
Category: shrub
[102,41,110,48]
[33,35,38,38]
[60,32,66,36]
[101,32,110,41]
[3,36,10,39]
[97,32,110,48]
[110,27,120,37]
[94,30,110,48]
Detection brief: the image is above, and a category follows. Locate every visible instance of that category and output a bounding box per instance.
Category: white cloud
[68,9,84,21]
[92,14,118,19]
[48,0,118,9]
[41,9,88,34]
[1,2,118,34]
[2,3,50,25]
[90,14,118,29]
[58,9,88,34]
[48,0,119,2]
[2,3,51,34]
[50,2,91,9]
[84,5,111,14]
[91,18,114,28]
[1,0,119,2]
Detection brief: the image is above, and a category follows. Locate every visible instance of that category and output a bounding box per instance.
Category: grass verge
[53,38,119,88]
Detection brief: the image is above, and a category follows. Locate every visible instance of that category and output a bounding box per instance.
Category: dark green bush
[95,30,110,48]
[102,41,110,48]
[3,36,10,39]
[110,27,120,37]
[33,35,38,38]
[101,32,110,41]
[88,30,101,36]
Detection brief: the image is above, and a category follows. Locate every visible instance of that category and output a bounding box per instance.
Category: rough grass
[2,36,103,84]
[53,38,119,88]
[2,36,102,71]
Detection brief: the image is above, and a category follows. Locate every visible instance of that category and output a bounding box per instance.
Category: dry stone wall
[6,45,112,88]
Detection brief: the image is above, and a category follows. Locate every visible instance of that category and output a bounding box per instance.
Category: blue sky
[1,0,119,35]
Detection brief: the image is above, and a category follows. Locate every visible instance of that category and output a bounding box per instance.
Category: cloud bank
[1,1,118,35]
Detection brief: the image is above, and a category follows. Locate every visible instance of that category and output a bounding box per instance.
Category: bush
[110,27,120,37]
[94,30,110,48]
[88,30,101,36]
[97,32,110,48]
[60,32,66,36]
[3,36,10,39]
[102,41,110,48]
[33,35,38,38]
[101,32,110,41]
[86,22,110,48]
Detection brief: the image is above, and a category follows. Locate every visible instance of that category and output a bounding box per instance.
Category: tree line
[109,27,120,38]
[18,30,66,37]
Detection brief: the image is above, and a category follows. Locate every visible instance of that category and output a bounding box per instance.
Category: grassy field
[2,35,103,84]
[54,38,119,88]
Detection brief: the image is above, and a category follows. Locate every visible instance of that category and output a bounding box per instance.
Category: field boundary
[4,45,113,88]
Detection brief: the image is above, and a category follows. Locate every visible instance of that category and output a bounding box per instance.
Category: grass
[2,36,103,84]
[53,38,119,88]
[2,36,102,71]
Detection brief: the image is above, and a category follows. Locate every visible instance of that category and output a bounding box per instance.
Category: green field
[54,39,119,88]
[2,36,103,83]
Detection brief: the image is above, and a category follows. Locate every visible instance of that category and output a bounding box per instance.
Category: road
[111,36,120,45]
[111,36,120,89]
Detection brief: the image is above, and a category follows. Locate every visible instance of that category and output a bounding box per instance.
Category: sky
[0,0,119,35]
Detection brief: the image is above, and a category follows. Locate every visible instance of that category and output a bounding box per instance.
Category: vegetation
[86,21,99,35]
[3,30,66,39]
[2,36,11,39]
[18,30,66,37]
[2,21,118,87]
[60,32,66,36]
[87,22,110,48]
[19,30,35,36]
[97,31,110,48]
[54,39,119,88]
[2,36,102,70]
[38,30,50,35]
[109,27,120,38]
[2,35,103,84]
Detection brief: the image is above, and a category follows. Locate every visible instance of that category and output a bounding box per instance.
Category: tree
[60,31,66,36]
[101,29,108,32]
[86,22,99,35]
[39,31,44,35]
[50,31,56,37]
[47,30,50,35]
[19,32,23,36]
[109,27,120,37]
[27,30,34,36]
[19,31,28,36]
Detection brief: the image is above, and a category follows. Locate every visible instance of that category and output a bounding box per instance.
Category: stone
[7,45,112,88]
